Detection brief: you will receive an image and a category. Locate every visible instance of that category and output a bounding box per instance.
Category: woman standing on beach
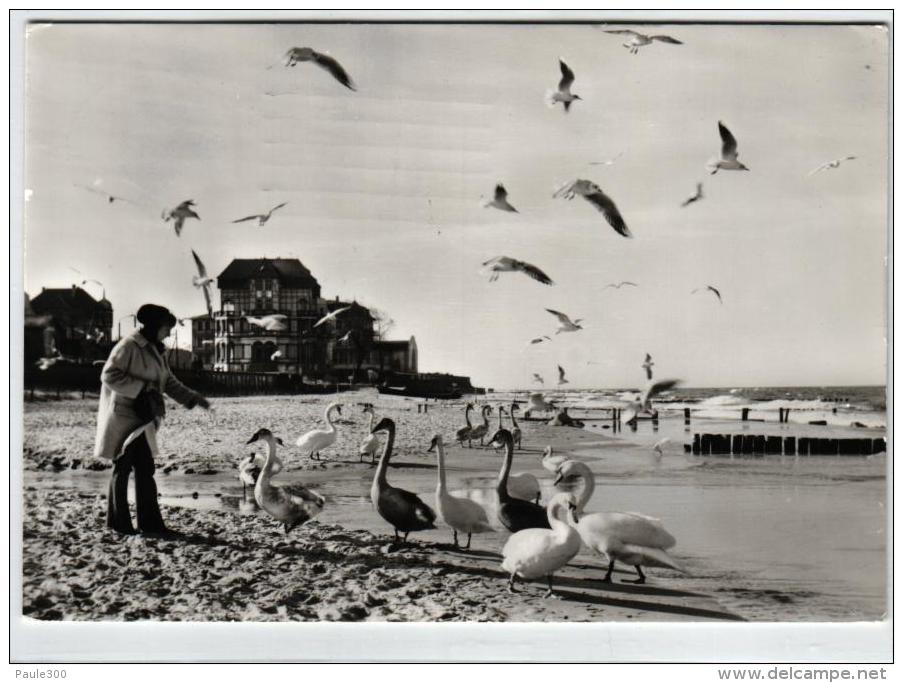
[94,304,211,535]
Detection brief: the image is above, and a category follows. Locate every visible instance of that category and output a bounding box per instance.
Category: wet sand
[20,391,886,622]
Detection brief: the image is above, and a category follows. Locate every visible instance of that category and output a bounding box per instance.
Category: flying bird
[483,184,518,212]
[482,256,553,285]
[270,349,283,361]
[337,330,357,345]
[530,336,552,345]
[808,156,857,176]
[692,285,723,304]
[191,250,214,317]
[546,59,582,112]
[589,152,623,166]
[246,314,288,331]
[532,373,544,385]
[75,183,136,205]
[283,47,356,90]
[546,309,583,334]
[622,379,682,423]
[553,179,631,237]
[604,281,638,290]
[707,122,749,175]
[681,182,704,207]
[314,306,352,328]
[557,365,569,385]
[231,202,288,226]
[162,200,200,237]
[642,353,654,380]
[35,350,65,371]
[603,28,683,54]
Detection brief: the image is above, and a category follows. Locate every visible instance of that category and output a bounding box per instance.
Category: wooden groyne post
[693,432,885,457]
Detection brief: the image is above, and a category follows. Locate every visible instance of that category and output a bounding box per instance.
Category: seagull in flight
[483,184,518,212]
[692,285,723,304]
[232,202,288,226]
[707,122,749,175]
[246,314,288,331]
[642,353,654,380]
[191,249,214,317]
[622,379,682,423]
[283,47,356,91]
[557,365,569,385]
[314,306,352,328]
[808,156,857,176]
[546,309,583,334]
[75,183,136,205]
[530,336,552,345]
[270,349,283,361]
[604,281,638,290]
[482,256,553,285]
[162,200,200,237]
[681,182,704,207]
[532,373,544,385]
[603,28,683,54]
[553,179,631,237]
[546,59,582,112]
[589,152,623,167]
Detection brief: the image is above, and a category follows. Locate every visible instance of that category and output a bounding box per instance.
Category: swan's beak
[276,437,284,446]
[553,473,563,487]
[245,435,258,445]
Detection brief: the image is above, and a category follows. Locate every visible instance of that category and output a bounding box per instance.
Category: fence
[23,363,361,398]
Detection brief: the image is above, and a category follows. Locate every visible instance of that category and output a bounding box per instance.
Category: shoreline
[19,391,886,622]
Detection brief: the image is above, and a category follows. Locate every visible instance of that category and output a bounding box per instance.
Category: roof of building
[218,258,320,289]
[326,299,373,317]
[374,339,413,349]
[31,286,111,316]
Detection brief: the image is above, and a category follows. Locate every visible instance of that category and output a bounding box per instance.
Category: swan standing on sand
[490,428,550,532]
[497,407,540,504]
[246,429,325,533]
[359,405,381,464]
[370,417,437,542]
[501,492,582,597]
[467,405,493,446]
[509,402,523,450]
[296,402,342,460]
[455,402,475,448]
[555,460,683,584]
[428,434,492,549]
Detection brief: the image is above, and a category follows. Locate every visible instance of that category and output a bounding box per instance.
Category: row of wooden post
[691,433,885,457]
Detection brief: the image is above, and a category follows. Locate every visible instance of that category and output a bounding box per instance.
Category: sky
[21,21,889,389]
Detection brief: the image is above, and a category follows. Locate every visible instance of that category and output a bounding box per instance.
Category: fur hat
[136,303,177,329]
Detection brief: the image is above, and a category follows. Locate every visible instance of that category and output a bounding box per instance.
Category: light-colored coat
[93,330,203,460]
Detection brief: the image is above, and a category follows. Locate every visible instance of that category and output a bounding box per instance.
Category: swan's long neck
[325,404,338,432]
[497,408,504,430]
[481,408,490,428]
[495,433,514,501]
[258,437,279,490]
[548,502,570,535]
[509,408,519,429]
[575,466,595,514]
[374,424,395,489]
[366,411,375,431]
[435,440,447,493]
[464,405,473,428]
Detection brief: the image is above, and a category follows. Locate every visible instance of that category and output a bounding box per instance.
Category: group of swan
[239,404,683,597]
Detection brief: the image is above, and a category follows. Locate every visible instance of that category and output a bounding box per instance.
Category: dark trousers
[106,433,166,533]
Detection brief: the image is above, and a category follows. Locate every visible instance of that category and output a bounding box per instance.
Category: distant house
[193,257,416,378]
[29,285,113,361]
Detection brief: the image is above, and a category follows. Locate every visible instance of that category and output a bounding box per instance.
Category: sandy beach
[20,390,886,622]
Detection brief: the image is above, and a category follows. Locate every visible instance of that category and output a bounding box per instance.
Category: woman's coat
[94,330,204,460]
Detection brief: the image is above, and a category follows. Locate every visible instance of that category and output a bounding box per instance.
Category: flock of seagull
[241,394,683,596]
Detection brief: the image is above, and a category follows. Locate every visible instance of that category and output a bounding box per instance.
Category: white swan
[497,406,541,504]
[428,434,492,549]
[296,402,342,460]
[540,446,569,473]
[358,405,381,464]
[467,404,493,446]
[246,428,325,533]
[500,492,582,597]
[555,460,683,583]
